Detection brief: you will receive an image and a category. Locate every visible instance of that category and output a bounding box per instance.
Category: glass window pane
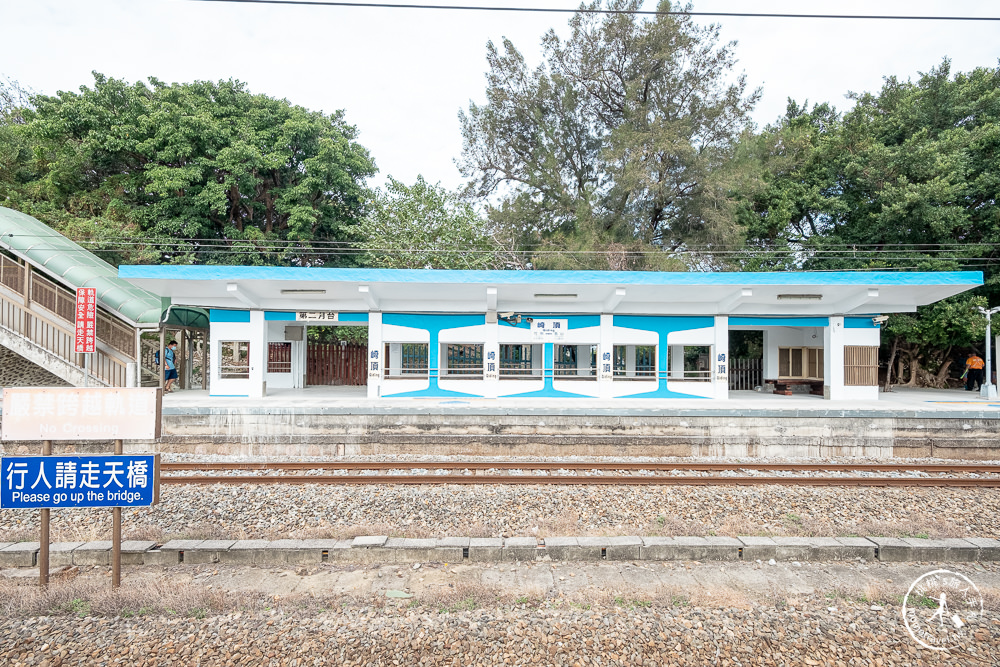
[220,341,250,379]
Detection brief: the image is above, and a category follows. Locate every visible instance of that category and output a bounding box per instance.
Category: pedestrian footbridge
[0,207,204,388]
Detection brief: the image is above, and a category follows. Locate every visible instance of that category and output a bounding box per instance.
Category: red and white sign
[0,387,162,441]
[74,287,97,353]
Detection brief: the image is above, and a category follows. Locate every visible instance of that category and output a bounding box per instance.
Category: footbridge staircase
[0,206,180,387]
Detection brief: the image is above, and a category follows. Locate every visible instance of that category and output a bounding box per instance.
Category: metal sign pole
[112,438,123,589]
[981,307,1000,399]
[39,439,51,588]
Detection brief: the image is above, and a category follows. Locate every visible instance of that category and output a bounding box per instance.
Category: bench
[766,378,824,396]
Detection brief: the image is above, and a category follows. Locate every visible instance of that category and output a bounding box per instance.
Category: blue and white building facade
[118,267,983,402]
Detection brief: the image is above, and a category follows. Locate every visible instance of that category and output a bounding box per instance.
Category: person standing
[965,351,985,391]
[164,340,179,392]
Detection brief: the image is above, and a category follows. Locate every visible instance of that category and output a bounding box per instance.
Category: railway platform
[3,386,1000,458]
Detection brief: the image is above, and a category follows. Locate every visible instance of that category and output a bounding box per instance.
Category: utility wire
[188,0,1000,21]
[6,233,1000,251]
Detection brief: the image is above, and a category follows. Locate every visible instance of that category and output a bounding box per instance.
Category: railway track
[158,461,1000,487]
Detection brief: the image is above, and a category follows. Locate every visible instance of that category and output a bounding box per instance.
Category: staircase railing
[0,254,133,387]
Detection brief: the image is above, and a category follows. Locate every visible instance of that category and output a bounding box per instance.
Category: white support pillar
[598,313,614,399]
[367,312,383,399]
[294,339,306,389]
[483,320,500,399]
[248,310,267,398]
[713,316,729,400]
[670,345,684,380]
[387,343,401,378]
[575,345,590,376]
[824,316,846,400]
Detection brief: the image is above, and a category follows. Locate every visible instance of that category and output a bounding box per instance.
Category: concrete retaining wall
[3,409,999,459]
[155,412,1000,459]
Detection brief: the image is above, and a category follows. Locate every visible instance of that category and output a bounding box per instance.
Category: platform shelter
[117,267,982,402]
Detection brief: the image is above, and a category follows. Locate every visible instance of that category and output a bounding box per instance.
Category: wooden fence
[307,343,367,386]
[728,357,763,390]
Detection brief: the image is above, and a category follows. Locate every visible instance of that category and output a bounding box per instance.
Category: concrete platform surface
[143,386,1000,418]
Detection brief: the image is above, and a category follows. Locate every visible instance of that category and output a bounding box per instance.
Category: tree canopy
[733,60,1000,383]
[354,175,501,269]
[0,73,376,266]
[458,0,759,270]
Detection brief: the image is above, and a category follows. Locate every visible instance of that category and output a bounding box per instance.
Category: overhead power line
[188,0,1000,21]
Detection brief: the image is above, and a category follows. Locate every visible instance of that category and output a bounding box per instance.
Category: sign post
[1,387,161,589]
[39,440,50,588]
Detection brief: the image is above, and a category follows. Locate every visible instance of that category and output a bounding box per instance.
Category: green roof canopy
[0,206,202,327]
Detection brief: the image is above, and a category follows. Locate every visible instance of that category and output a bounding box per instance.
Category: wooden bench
[766,378,825,396]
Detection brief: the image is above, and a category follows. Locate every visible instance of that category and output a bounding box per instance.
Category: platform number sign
[74,287,97,353]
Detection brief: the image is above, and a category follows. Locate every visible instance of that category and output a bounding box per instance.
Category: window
[778,347,824,379]
[267,342,291,373]
[384,343,429,376]
[807,348,824,379]
[553,345,597,377]
[664,345,711,381]
[500,344,537,377]
[635,346,655,377]
[220,341,250,379]
[844,345,878,386]
[444,343,483,377]
[613,345,657,378]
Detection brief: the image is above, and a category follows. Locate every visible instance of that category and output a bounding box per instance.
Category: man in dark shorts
[164,340,179,392]
[965,351,985,391]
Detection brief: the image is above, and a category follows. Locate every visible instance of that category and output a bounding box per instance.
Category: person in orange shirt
[965,352,985,391]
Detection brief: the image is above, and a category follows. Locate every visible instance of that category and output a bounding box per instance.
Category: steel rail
[160,462,1000,473]
[158,474,1000,487]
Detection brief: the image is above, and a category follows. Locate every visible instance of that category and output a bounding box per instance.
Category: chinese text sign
[0,388,161,441]
[1,455,159,508]
[74,287,97,353]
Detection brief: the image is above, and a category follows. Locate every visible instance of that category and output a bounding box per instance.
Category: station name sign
[1,455,160,508]
[530,319,568,341]
[0,388,161,441]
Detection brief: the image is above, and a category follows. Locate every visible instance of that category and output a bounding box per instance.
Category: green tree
[732,61,1000,386]
[806,61,1000,277]
[355,175,501,269]
[1,73,376,266]
[458,0,759,270]
[882,295,988,387]
[731,100,845,270]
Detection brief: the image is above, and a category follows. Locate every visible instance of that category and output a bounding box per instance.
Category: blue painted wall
[210,309,250,323]
[612,315,715,399]
[382,314,485,398]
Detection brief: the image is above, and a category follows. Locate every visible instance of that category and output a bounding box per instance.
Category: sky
[2,0,999,193]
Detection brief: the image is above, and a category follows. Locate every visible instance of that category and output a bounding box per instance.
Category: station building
[118,266,982,402]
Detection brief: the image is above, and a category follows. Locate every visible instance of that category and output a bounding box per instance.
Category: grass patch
[0,577,252,619]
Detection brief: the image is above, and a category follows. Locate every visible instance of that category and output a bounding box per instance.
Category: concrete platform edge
[3,536,999,568]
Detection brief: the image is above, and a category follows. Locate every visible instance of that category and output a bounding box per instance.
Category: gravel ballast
[2,481,998,544]
[2,601,997,665]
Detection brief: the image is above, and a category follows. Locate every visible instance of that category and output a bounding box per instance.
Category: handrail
[0,289,128,387]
